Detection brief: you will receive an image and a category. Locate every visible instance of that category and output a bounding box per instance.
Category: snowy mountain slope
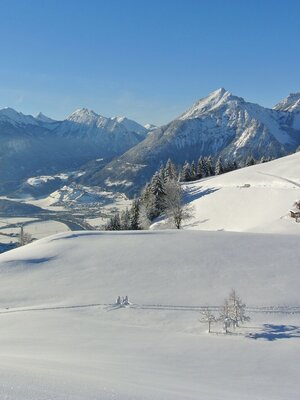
[0,230,299,399]
[84,88,300,195]
[273,92,300,130]
[274,92,300,113]
[0,107,40,126]
[162,151,300,234]
[0,107,147,194]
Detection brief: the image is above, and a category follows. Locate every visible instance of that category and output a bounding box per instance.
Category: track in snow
[0,303,299,316]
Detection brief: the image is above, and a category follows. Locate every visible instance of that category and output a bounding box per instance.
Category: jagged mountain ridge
[274,92,300,113]
[0,107,148,194]
[81,88,300,196]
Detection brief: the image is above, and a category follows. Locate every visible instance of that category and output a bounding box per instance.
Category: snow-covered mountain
[274,92,300,113]
[84,88,300,195]
[0,107,147,194]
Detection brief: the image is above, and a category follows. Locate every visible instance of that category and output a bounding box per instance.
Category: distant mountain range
[0,107,148,194]
[81,88,300,195]
[1,88,300,197]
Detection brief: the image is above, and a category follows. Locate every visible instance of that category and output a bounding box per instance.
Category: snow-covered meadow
[0,230,299,399]
[152,151,300,234]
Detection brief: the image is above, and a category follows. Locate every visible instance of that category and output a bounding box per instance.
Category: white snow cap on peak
[114,116,127,123]
[66,108,101,123]
[274,93,300,112]
[179,88,242,120]
[144,123,157,131]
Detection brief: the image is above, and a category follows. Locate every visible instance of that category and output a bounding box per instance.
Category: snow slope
[176,152,300,234]
[0,230,299,399]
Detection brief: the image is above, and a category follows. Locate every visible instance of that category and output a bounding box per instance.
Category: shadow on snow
[183,186,219,203]
[247,324,300,341]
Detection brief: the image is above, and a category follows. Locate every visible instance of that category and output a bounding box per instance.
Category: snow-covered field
[0,230,299,399]
[178,152,300,233]
[0,218,70,244]
[25,220,70,239]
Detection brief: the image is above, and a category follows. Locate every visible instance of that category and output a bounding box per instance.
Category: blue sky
[0,0,300,125]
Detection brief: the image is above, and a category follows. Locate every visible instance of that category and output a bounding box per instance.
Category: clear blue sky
[0,0,300,125]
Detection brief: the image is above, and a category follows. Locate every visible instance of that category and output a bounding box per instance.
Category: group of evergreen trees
[105,159,184,230]
[104,199,141,230]
[104,153,274,230]
[179,156,234,182]
[139,159,180,221]
[179,154,273,183]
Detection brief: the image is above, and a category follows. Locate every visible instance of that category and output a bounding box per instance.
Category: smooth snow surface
[178,152,300,234]
[0,230,299,399]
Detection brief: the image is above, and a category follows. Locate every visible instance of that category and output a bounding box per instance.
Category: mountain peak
[179,88,241,120]
[36,112,56,123]
[274,93,300,112]
[0,107,37,125]
[66,108,101,124]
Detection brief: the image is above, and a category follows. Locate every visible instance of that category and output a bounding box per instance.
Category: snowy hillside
[86,88,300,195]
[0,230,299,399]
[174,152,300,233]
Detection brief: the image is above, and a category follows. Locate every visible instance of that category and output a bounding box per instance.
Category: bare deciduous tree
[199,307,217,333]
[18,225,32,246]
[220,289,250,333]
[163,180,193,229]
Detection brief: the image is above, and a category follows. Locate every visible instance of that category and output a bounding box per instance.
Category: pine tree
[164,158,178,182]
[245,156,256,167]
[130,198,140,230]
[140,183,159,220]
[207,155,214,176]
[150,171,166,214]
[120,208,131,230]
[105,213,121,230]
[180,161,191,182]
[215,157,224,175]
[190,160,196,181]
[196,157,203,179]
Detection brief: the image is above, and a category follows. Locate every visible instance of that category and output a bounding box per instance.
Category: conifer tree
[246,156,256,167]
[207,155,214,176]
[140,183,159,220]
[130,198,141,230]
[190,160,196,181]
[150,171,166,214]
[202,157,209,177]
[120,208,131,230]
[215,157,224,175]
[196,157,203,179]
[180,161,191,182]
[164,158,177,182]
